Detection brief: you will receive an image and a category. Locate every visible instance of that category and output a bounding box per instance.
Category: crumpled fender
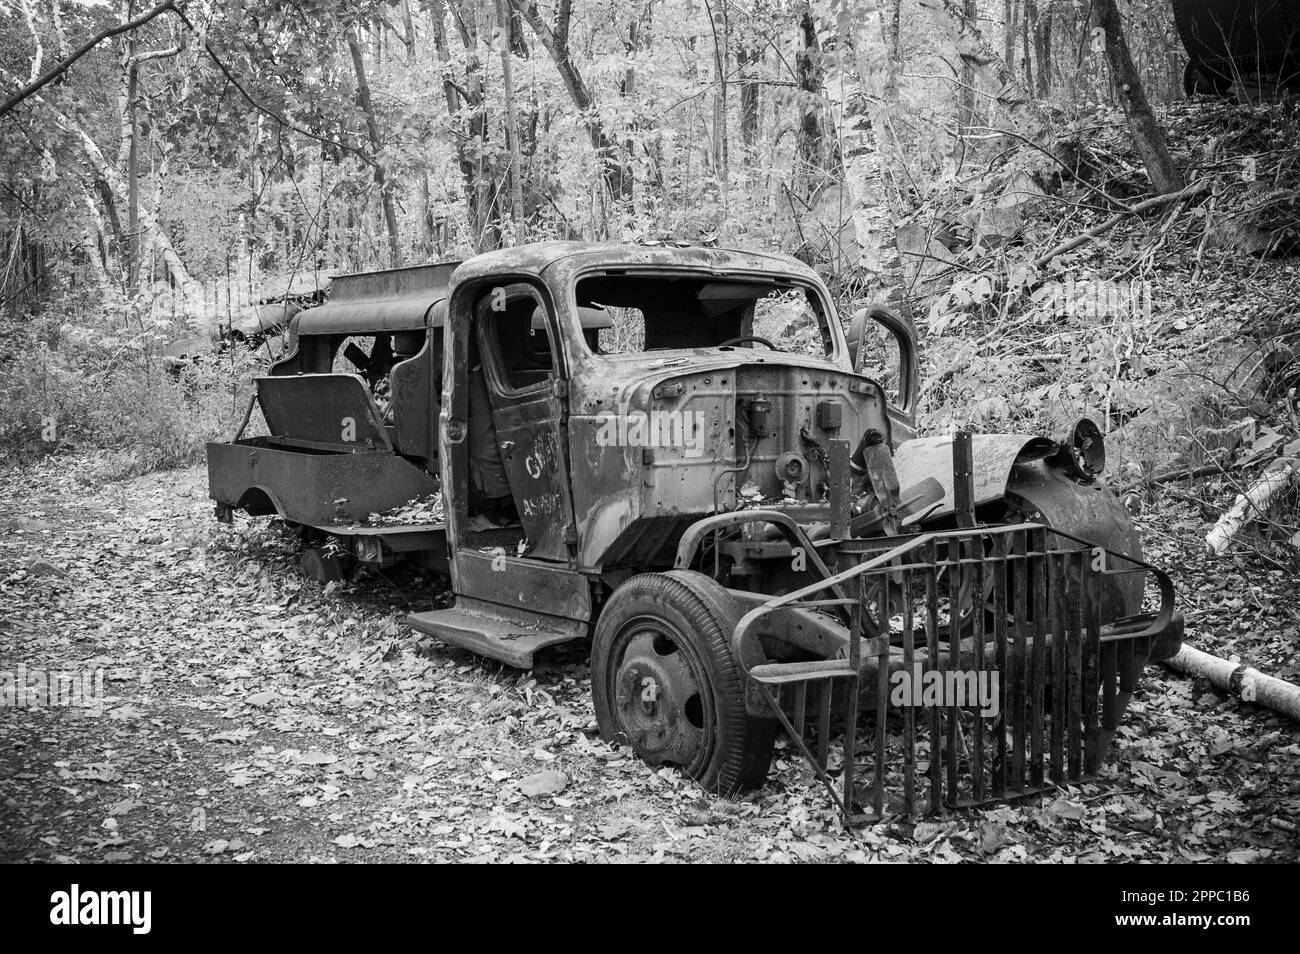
[893,434,1057,524]
[1005,459,1144,615]
[893,433,1143,616]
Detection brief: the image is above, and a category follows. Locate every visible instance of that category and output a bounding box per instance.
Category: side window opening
[477,284,557,395]
[332,334,397,413]
[751,288,833,357]
[595,306,646,354]
[855,322,902,404]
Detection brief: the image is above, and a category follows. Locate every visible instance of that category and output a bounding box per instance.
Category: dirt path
[1,459,1296,862]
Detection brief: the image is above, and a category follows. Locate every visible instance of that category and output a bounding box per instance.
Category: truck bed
[207,436,440,526]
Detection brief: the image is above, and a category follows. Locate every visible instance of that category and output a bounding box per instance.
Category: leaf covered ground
[1,458,1296,863]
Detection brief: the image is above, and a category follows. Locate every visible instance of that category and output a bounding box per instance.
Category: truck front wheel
[591,571,775,794]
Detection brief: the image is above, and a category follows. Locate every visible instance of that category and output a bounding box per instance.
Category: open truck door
[406,274,592,667]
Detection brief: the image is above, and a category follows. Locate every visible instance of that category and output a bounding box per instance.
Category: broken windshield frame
[564,268,847,365]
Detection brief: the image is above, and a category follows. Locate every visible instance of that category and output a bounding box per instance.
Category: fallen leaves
[0,460,1296,864]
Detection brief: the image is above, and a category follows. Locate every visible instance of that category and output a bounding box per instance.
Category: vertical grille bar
[971,556,987,803]
[792,682,807,740]
[844,592,862,819]
[1011,529,1028,793]
[902,566,917,815]
[873,572,889,818]
[817,683,832,771]
[1101,639,1118,732]
[945,538,962,807]
[1067,551,1084,779]
[1049,550,1067,785]
[925,545,942,812]
[1119,624,1137,694]
[1030,527,1048,789]
[1083,559,1103,774]
[991,534,1009,798]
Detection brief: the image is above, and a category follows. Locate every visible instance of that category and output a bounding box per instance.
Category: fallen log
[1032,180,1208,269]
[1204,460,1296,555]
[1130,456,1235,490]
[1164,644,1300,723]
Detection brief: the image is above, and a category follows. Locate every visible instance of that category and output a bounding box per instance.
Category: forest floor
[1,456,1297,863]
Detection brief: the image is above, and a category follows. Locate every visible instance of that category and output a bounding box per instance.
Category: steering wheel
[717,335,780,351]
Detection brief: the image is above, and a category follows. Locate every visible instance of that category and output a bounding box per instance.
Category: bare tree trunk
[738,36,760,148]
[512,0,630,212]
[1003,0,1016,75]
[843,4,917,323]
[79,187,114,288]
[794,1,836,201]
[704,0,729,209]
[431,2,476,249]
[957,0,978,136]
[619,9,651,220]
[347,25,402,266]
[449,0,503,250]
[918,0,1053,146]
[890,0,902,61]
[118,0,141,294]
[399,0,434,253]
[1033,0,1052,95]
[1021,0,1032,90]
[495,0,525,240]
[1089,0,1182,192]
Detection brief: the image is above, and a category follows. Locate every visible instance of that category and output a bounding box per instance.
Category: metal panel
[256,374,391,450]
[206,438,440,525]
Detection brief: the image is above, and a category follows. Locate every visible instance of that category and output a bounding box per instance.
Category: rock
[7,516,51,531]
[519,770,567,798]
[27,560,68,578]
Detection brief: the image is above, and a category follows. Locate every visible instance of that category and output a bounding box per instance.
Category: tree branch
[0,0,179,118]
[1032,179,1207,268]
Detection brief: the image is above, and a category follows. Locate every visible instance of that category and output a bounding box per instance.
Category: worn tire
[591,571,775,794]
[299,547,346,583]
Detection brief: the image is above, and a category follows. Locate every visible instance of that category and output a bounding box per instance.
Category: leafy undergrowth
[1,459,1296,863]
[910,98,1300,483]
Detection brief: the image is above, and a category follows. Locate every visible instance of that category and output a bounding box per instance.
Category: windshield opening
[574,273,836,359]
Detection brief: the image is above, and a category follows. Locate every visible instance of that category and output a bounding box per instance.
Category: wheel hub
[612,627,710,768]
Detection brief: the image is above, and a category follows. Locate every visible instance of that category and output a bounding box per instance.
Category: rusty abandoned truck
[207,242,1183,817]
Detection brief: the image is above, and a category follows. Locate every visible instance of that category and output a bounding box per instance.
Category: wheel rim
[606,616,715,774]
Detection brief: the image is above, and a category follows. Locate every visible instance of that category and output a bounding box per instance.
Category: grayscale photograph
[0,0,1296,891]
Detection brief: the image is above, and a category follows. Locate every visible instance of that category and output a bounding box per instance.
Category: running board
[406,601,585,668]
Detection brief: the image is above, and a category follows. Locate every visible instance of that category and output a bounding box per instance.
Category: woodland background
[6,0,1296,480]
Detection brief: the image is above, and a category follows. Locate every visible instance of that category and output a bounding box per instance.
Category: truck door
[473,281,579,562]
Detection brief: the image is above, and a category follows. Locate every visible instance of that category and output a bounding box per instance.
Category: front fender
[1006,459,1144,615]
[893,433,1145,617]
[893,434,1057,522]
